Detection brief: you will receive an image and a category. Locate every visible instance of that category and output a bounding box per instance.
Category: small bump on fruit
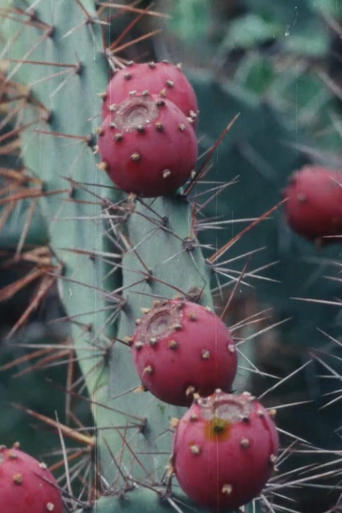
[222,484,233,495]
[201,349,210,360]
[13,473,23,484]
[189,444,201,455]
[186,386,196,397]
[130,152,141,162]
[270,454,277,464]
[143,365,154,375]
[162,169,171,178]
[170,418,179,429]
[168,340,178,350]
[97,161,108,171]
[240,438,250,449]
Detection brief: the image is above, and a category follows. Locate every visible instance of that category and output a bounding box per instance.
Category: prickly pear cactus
[3,1,306,512]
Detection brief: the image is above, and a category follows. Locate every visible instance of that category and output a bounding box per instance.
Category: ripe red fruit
[172,391,279,512]
[131,299,237,406]
[98,94,197,196]
[0,444,63,513]
[284,166,342,244]
[101,61,198,125]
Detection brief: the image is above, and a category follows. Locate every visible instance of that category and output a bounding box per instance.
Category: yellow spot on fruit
[204,417,231,441]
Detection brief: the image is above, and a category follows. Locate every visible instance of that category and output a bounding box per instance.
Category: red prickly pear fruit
[98,94,197,197]
[101,61,198,125]
[172,391,279,512]
[131,299,237,406]
[0,445,63,513]
[283,166,342,244]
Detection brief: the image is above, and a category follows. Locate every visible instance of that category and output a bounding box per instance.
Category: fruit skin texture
[98,94,198,197]
[284,166,342,243]
[102,61,198,124]
[172,391,279,512]
[0,446,63,513]
[131,300,237,406]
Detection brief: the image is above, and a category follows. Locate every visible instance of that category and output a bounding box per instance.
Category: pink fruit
[172,391,279,512]
[284,166,342,243]
[131,299,237,406]
[0,444,63,513]
[101,61,198,124]
[98,94,197,196]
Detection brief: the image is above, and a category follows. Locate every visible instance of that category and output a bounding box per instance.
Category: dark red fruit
[102,61,198,125]
[172,391,279,512]
[131,299,237,406]
[98,94,197,196]
[284,166,342,243]
[0,444,63,513]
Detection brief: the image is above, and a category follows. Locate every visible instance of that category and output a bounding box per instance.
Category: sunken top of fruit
[197,391,254,424]
[110,94,159,132]
[136,300,184,342]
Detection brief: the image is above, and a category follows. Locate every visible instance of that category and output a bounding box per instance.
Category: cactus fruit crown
[98,93,197,196]
[102,61,198,122]
[132,299,237,406]
[284,165,342,244]
[0,444,63,513]
[172,390,279,512]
